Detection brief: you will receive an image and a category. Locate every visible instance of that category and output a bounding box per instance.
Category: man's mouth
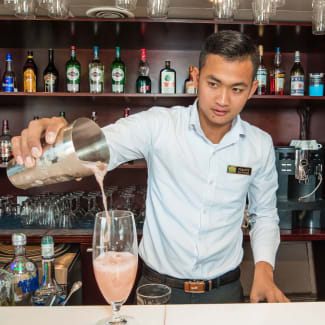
[212,109,227,117]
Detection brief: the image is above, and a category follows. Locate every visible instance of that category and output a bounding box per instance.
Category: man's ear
[193,67,199,89]
[248,80,258,99]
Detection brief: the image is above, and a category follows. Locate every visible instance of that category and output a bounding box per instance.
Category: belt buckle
[184,280,205,293]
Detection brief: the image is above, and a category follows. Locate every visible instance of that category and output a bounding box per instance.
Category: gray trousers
[135,273,244,304]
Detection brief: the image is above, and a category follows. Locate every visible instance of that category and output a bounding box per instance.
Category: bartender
[12,30,289,304]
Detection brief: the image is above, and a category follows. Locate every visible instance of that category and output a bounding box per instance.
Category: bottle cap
[12,233,26,246]
[6,54,12,61]
[71,45,76,50]
[27,50,33,57]
[276,47,280,53]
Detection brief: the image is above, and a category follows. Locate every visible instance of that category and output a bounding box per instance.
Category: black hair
[199,30,259,79]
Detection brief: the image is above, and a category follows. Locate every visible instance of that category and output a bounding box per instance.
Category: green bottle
[111,46,125,93]
[66,46,81,93]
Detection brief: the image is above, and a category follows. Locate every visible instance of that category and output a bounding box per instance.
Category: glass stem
[111,302,122,322]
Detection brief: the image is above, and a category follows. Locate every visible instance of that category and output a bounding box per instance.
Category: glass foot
[96,315,139,325]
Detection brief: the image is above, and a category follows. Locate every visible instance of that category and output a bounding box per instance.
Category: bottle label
[90,67,104,82]
[161,71,175,94]
[0,140,12,161]
[256,68,267,87]
[291,75,304,96]
[42,243,54,258]
[67,67,80,81]
[275,73,285,93]
[185,81,196,94]
[24,69,36,92]
[17,274,39,295]
[112,84,124,93]
[138,85,151,93]
[2,76,14,92]
[44,73,57,92]
[67,83,79,92]
[112,68,124,82]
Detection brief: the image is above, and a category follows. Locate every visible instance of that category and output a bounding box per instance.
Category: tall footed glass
[93,210,138,325]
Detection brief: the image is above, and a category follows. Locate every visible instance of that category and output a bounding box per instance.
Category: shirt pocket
[214,173,251,205]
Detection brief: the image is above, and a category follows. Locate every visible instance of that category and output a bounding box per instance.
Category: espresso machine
[275,145,325,229]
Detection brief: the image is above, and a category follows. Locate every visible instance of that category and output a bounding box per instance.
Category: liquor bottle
[111,46,126,93]
[2,54,16,92]
[66,46,81,93]
[23,50,37,93]
[124,107,130,118]
[32,236,65,306]
[59,111,65,118]
[33,116,40,120]
[160,60,176,94]
[255,45,267,95]
[270,47,285,95]
[290,50,305,96]
[184,66,197,94]
[136,48,151,94]
[89,46,104,93]
[91,111,98,123]
[43,49,59,93]
[5,233,39,305]
[0,119,12,165]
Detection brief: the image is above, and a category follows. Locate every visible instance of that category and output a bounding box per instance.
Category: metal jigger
[7,118,110,190]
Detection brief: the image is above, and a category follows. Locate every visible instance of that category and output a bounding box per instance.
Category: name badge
[227,165,252,176]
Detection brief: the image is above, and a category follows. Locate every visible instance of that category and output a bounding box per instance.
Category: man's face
[194,54,258,137]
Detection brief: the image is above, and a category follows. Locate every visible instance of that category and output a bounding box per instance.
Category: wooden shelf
[1,92,325,100]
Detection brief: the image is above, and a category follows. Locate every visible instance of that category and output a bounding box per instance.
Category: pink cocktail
[92,210,138,325]
[94,251,138,303]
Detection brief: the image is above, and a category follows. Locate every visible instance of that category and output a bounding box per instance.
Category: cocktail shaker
[7,118,110,190]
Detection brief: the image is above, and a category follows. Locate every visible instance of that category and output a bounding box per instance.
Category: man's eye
[233,88,243,93]
[208,82,217,87]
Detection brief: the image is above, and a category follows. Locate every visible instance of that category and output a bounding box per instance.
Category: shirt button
[203,209,207,214]
[209,180,214,185]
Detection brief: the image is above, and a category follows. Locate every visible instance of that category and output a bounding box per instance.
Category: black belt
[142,263,240,293]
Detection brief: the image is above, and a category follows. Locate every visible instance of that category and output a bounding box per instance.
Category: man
[12,30,289,304]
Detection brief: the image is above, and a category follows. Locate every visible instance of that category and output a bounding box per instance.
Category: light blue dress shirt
[103,101,280,280]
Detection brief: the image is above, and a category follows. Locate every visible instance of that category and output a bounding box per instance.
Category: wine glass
[92,210,138,325]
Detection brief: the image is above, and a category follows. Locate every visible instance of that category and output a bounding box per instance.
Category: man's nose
[215,87,230,106]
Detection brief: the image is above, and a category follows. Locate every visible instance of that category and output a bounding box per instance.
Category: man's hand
[250,261,290,303]
[11,117,67,168]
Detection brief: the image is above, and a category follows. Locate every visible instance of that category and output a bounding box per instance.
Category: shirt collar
[189,99,246,141]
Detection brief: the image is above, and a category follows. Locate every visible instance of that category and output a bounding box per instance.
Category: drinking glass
[147,0,169,18]
[93,210,138,325]
[115,0,137,12]
[15,0,36,19]
[212,0,238,21]
[47,0,70,18]
[136,284,171,305]
[38,0,53,8]
[252,0,271,25]
[312,0,325,35]
[4,0,18,9]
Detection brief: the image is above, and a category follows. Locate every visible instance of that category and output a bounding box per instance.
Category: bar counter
[2,302,324,325]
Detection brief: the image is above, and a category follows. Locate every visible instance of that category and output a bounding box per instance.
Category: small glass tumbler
[136,283,171,305]
[115,0,137,12]
[147,0,169,19]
